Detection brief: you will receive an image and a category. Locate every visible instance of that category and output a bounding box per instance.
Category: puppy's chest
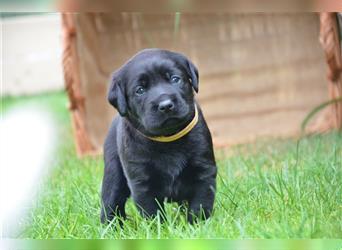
[150,153,188,198]
[152,151,187,176]
[121,139,193,197]
[135,149,189,193]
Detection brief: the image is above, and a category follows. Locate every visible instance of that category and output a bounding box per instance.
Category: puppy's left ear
[170,51,199,93]
[186,60,199,93]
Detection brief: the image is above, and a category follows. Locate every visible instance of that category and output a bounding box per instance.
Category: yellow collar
[143,104,199,142]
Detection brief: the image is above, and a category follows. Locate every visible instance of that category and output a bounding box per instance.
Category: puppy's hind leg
[100,153,130,224]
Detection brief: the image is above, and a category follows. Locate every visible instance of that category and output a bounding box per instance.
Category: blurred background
[2,13,341,155]
[1,12,341,239]
[2,13,63,96]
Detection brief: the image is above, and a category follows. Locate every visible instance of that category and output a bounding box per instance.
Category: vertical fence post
[61,13,95,156]
[319,12,342,131]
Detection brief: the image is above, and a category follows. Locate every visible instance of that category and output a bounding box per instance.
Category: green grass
[2,91,341,239]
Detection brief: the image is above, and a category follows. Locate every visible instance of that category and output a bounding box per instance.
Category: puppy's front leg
[131,184,164,219]
[101,154,130,224]
[188,166,217,223]
[188,181,216,223]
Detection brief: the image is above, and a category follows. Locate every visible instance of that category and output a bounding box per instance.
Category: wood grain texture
[65,13,330,154]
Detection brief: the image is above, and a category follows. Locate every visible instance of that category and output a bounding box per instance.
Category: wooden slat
[65,13,330,154]
[61,13,96,156]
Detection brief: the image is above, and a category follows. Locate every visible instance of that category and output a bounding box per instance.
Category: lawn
[2,91,342,239]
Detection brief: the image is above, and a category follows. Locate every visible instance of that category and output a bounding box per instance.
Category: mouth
[146,114,191,136]
[162,116,184,127]
[141,103,195,136]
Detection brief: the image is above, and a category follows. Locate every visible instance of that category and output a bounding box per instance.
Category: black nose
[158,99,175,113]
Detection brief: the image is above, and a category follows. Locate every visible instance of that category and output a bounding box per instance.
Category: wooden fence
[61,13,342,156]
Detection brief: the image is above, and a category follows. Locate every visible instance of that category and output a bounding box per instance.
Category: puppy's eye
[170,75,182,84]
[135,86,145,96]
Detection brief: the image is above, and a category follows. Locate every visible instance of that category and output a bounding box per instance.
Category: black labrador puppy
[101,49,217,224]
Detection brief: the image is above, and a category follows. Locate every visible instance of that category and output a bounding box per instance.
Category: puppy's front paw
[187,206,212,224]
[100,206,126,226]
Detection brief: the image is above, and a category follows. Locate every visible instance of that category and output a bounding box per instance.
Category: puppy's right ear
[186,60,199,93]
[108,71,127,116]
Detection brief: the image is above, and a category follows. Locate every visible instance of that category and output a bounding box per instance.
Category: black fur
[101,49,217,224]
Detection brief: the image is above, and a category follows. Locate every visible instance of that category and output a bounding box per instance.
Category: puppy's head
[108,49,199,136]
